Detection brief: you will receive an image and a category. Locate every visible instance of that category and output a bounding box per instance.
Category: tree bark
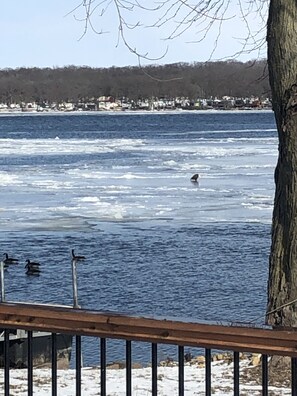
[267,0,297,326]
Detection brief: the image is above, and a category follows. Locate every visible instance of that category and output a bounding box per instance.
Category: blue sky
[0,1,268,69]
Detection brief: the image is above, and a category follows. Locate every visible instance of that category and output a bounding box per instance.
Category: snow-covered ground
[0,358,290,395]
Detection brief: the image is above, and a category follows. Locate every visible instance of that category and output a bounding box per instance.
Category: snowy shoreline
[0,357,291,396]
[0,108,273,117]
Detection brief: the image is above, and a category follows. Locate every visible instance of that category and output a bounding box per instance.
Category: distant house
[234,99,245,109]
[58,102,75,112]
[98,96,118,111]
[249,98,263,109]
[0,103,8,112]
[22,102,38,112]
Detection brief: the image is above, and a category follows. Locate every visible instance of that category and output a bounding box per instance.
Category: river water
[0,110,277,364]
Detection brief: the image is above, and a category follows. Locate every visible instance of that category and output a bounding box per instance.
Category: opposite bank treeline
[0,60,270,110]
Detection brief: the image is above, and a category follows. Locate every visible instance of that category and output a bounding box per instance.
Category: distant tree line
[0,60,270,105]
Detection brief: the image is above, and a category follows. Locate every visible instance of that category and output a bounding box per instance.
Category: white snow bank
[0,358,291,395]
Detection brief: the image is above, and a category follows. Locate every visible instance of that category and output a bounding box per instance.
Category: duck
[190,173,199,182]
[25,259,41,275]
[3,253,19,265]
[25,259,40,268]
[26,268,40,276]
[71,249,85,262]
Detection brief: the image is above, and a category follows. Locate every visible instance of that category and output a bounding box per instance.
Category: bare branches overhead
[70,0,268,60]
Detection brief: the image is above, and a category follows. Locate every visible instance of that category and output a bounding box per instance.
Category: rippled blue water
[0,110,277,364]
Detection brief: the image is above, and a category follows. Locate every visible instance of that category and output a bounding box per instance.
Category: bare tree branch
[69,0,268,62]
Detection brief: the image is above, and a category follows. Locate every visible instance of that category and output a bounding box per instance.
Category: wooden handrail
[0,302,297,356]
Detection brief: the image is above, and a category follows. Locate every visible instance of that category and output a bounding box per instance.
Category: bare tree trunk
[267,0,297,327]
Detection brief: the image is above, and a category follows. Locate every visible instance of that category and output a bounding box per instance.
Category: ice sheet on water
[0,112,278,230]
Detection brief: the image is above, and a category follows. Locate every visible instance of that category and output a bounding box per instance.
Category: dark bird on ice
[3,253,19,265]
[71,249,85,262]
[190,173,199,182]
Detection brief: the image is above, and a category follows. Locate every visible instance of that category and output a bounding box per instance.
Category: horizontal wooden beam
[0,302,297,357]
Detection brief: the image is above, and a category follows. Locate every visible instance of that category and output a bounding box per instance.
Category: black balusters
[51,333,57,396]
[262,354,268,396]
[27,331,33,396]
[75,335,82,396]
[3,327,297,395]
[126,340,132,396]
[205,348,211,396]
[233,351,240,396]
[4,329,10,396]
[100,338,106,396]
[178,345,184,396]
[152,343,158,396]
[292,357,297,396]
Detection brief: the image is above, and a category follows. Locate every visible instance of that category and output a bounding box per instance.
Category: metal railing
[0,302,297,395]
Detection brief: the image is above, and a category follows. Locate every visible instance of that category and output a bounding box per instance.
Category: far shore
[0,108,274,116]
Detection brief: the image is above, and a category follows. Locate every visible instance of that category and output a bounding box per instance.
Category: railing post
[72,259,79,308]
[0,260,5,302]
[262,354,268,396]
[234,351,240,396]
[152,343,158,396]
[178,345,184,396]
[76,335,82,396]
[100,338,106,396]
[4,329,10,396]
[126,340,132,396]
[27,331,33,396]
[205,348,211,396]
[51,333,57,396]
[292,357,297,396]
